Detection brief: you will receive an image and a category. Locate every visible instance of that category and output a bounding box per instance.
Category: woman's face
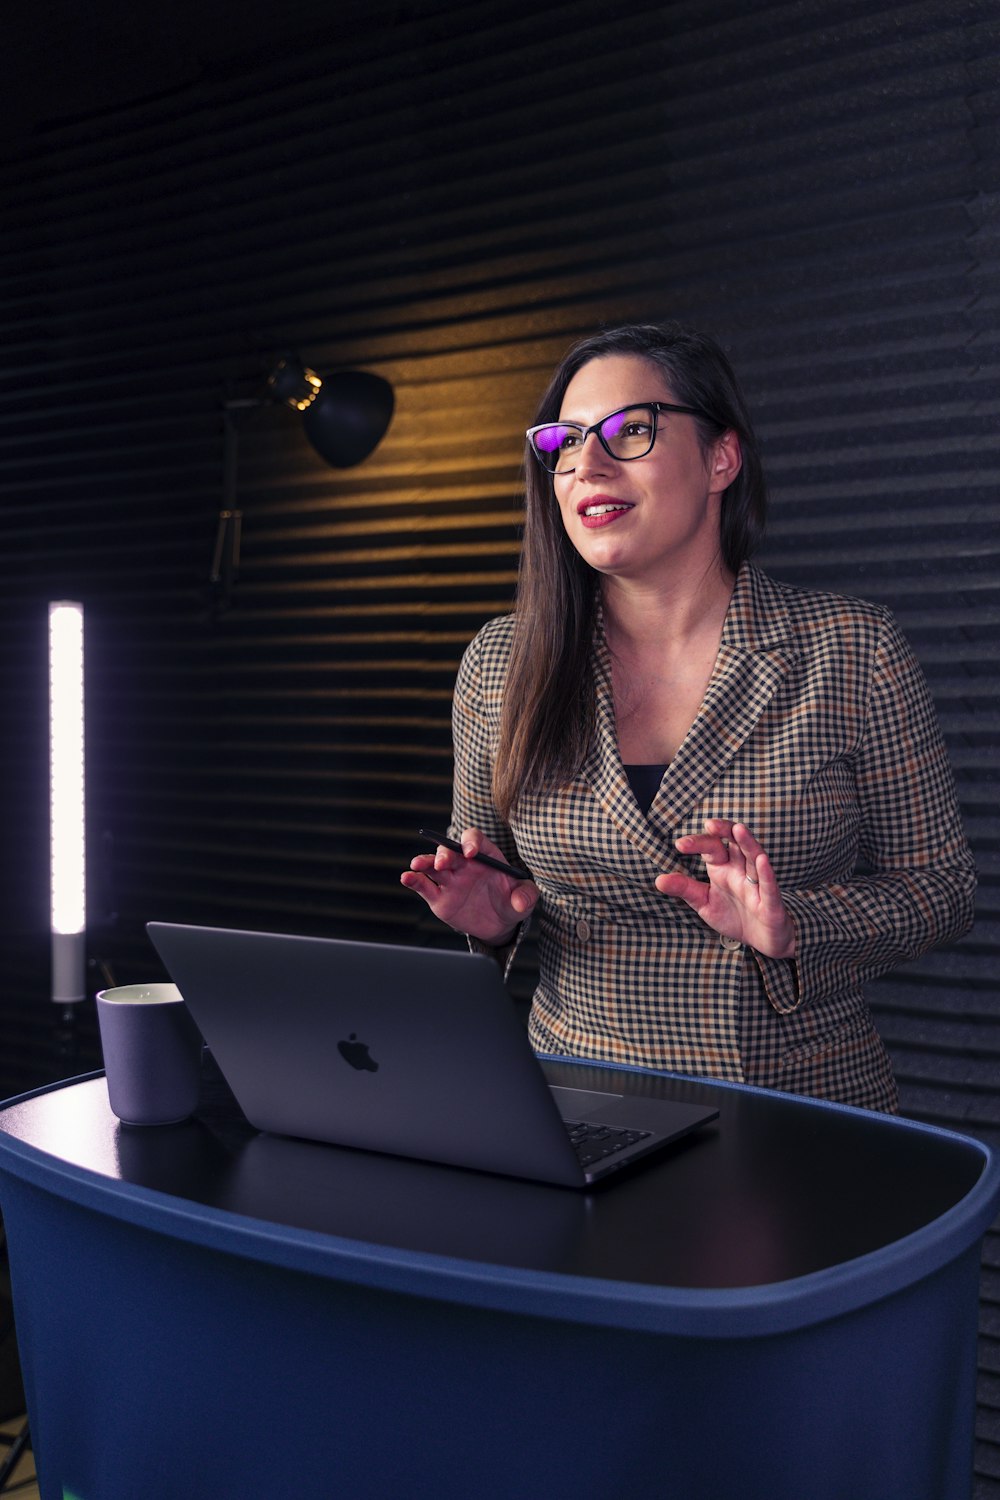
[550,353,740,587]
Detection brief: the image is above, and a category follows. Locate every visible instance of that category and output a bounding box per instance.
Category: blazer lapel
[582,565,799,868]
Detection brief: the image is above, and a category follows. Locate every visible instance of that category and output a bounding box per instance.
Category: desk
[0,1060,997,1500]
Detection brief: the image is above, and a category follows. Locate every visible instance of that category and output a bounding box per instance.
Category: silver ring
[745,873,759,885]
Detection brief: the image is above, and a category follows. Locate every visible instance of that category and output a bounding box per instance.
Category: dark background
[0,0,997,1484]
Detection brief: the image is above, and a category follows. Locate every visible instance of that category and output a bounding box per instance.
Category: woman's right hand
[400,827,538,946]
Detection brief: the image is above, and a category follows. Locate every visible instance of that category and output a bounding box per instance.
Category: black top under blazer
[450,563,976,1112]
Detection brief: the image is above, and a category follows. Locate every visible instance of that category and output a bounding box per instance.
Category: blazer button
[575,919,592,943]
[720,935,742,952]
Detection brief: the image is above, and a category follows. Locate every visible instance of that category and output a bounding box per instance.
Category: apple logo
[337,1033,379,1072]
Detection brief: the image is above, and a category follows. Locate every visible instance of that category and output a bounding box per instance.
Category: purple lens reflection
[535,425,567,453]
[599,410,628,441]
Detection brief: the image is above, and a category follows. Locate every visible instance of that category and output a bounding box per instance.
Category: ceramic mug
[95,983,202,1126]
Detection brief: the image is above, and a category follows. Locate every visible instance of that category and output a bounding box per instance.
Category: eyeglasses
[526,401,708,474]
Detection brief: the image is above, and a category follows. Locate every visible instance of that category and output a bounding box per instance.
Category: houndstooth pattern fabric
[451,563,976,1113]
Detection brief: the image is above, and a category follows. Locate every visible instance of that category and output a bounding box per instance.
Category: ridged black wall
[1,0,998,1485]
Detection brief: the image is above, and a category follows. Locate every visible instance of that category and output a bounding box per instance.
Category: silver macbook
[146,922,718,1189]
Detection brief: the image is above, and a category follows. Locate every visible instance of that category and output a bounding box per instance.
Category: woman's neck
[601,558,736,651]
[602,560,738,766]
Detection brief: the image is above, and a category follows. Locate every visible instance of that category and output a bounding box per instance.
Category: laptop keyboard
[565,1119,652,1169]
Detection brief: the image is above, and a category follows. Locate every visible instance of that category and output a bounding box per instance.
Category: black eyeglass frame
[526,401,710,474]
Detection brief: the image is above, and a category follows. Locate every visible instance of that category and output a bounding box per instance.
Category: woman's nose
[574,431,613,478]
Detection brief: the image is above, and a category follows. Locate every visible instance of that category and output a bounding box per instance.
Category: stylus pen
[418,829,530,882]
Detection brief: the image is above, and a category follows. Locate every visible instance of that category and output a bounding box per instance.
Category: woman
[401,323,975,1112]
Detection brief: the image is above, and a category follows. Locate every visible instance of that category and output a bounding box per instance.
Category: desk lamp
[211,354,394,605]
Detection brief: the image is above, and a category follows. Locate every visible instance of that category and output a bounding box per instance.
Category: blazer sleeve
[754,610,976,1014]
[449,622,518,858]
[448,621,530,972]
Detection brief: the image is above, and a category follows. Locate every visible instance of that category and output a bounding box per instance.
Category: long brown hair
[492,322,767,822]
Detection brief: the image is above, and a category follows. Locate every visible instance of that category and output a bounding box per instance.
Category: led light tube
[49,601,86,1003]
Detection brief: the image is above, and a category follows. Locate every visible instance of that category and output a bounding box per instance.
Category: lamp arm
[210,402,259,598]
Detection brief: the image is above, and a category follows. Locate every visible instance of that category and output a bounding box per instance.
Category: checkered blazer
[450,563,976,1113]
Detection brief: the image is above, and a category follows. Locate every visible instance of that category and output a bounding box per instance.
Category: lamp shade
[268,356,394,468]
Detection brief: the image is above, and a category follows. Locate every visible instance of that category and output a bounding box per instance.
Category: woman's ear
[711,429,742,489]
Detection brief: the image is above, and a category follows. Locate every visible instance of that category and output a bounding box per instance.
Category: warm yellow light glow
[290,366,323,411]
[49,602,85,937]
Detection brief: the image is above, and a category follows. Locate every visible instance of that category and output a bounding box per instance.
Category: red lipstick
[576,495,635,528]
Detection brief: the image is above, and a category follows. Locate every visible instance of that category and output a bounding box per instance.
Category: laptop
[146,922,718,1189]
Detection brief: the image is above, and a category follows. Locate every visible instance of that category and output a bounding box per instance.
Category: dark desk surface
[3,1063,997,1500]
[0,1056,991,1309]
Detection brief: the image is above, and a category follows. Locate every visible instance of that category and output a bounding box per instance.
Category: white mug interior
[96,984,183,1005]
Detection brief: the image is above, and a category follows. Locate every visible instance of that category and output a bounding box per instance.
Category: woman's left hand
[655,819,797,959]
